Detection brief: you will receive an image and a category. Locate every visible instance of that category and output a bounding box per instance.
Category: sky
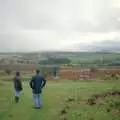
[0,0,120,52]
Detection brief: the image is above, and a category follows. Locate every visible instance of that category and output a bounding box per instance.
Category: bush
[5,69,11,75]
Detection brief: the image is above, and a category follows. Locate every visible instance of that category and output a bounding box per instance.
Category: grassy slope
[0,80,120,120]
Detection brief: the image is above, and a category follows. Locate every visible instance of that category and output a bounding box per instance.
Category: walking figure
[13,72,23,103]
[30,70,46,109]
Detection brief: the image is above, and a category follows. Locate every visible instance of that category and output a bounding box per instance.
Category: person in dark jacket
[13,72,23,103]
[29,70,46,109]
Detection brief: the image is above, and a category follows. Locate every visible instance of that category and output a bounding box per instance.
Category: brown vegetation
[87,91,120,105]
[59,67,120,80]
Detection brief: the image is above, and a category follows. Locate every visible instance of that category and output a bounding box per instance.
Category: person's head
[16,72,20,76]
[36,70,40,75]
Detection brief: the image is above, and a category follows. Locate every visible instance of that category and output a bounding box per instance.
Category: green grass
[0,80,120,120]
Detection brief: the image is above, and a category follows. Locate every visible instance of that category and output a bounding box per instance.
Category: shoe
[32,106,41,109]
[35,107,41,109]
[15,96,19,103]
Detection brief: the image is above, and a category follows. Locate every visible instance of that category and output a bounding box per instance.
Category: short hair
[36,70,40,74]
[16,72,20,76]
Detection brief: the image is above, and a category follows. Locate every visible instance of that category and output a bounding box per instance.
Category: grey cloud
[1,0,120,32]
[0,31,60,52]
[0,0,120,52]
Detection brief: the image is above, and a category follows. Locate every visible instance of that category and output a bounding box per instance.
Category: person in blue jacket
[29,70,46,109]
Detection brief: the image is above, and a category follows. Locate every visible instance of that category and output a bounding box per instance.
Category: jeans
[33,93,42,108]
[15,90,20,97]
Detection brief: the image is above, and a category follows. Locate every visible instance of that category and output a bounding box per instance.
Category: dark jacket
[13,76,23,91]
[29,75,46,94]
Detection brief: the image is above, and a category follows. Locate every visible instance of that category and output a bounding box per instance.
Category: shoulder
[32,75,36,80]
[40,75,45,80]
[37,75,44,80]
[32,75,35,78]
[39,75,44,78]
[14,76,19,80]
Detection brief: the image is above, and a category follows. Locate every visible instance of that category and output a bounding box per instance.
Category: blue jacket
[29,75,46,94]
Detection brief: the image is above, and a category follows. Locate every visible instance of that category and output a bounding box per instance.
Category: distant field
[38,52,120,67]
[55,52,120,67]
[1,52,120,67]
[0,79,120,120]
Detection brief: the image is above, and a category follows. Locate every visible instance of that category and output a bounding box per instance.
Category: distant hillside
[90,40,120,52]
[65,40,120,52]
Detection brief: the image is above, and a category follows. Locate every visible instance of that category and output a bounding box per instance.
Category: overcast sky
[0,0,120,52]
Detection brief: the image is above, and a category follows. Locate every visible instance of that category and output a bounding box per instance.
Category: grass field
[0,80,120,120]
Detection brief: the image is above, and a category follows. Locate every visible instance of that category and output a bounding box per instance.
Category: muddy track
[87,91,120,105]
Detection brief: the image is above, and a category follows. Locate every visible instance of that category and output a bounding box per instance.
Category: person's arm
[19,77,23,90]
[41,77,46,88]
[29,76,34,89]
